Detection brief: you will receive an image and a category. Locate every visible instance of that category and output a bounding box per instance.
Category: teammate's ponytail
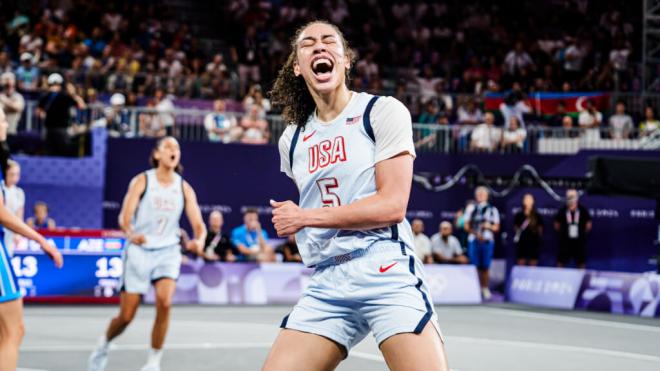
[269,20,355,129]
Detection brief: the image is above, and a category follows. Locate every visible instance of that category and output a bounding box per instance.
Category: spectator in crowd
[503,41,535,77]
[154,88,175,135]
[355,50,379,82]
[139,100,166,138]
[411,219,432,263]
[548,101,568,128]
[2,160,25,255]
[639,106,659,137]
[433,81,454,115]
[234,25,263,95]
[418,100,440,124]
[430,221,468,264]
[36,73,86,156]
[27,201,56,230]
[202,210,237,262]
[499,84,531,129]
[277,235,302,263]
[608,101,633,139]
[15,52,39,93]
[500,116,527,152]
[0,73,25,135]
[513,193,544,266]
[206,53,228,77]
[416,65,442,104]
[92,93,128,137]
[242,84,271,116]
[240,105,269,144]
[470,112,500,152]
[204,99,240,143]
[560,115,578,138]
[231,208,274,262]
[563,39,588,81]
[578,99,602,141]
[464,186,500,300]
[457,98,483,127]
[456,98,483,150]
[414,101,447,149]
[0,52,11,75]
[554,189,592,269]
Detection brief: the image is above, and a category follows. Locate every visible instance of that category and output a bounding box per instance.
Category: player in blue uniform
[0,108,63,371]
[88,137,206,371]
[263,22,449,370]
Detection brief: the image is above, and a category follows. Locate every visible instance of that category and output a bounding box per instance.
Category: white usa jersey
[133,169,184,249]
[278,92,417,267]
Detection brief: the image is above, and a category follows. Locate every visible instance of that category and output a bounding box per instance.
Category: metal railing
[15,102,660,155]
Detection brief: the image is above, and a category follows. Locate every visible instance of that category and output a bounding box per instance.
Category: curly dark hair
[269,21,355,129]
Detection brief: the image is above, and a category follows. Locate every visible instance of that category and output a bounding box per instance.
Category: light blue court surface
[19,304,660,371]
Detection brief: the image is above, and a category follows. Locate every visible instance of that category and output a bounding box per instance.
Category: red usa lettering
[308,136,347,174]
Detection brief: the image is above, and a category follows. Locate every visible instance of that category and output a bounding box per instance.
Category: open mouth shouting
[311,55,334,82]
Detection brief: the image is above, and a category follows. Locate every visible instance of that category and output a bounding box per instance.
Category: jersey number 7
[316,178,341,207]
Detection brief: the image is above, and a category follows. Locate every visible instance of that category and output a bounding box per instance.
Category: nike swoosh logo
[303,130,317,142]
[379,262,398,273]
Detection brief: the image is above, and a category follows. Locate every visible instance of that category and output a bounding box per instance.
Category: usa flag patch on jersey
[345,115,361,125]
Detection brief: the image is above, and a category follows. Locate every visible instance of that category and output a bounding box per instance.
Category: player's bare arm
[271,152,413,237]
[118,173,146,245]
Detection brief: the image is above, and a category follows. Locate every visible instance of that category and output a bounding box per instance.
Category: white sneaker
[481,287,492,301]
[139,362,161,371]
[87,346,109,371]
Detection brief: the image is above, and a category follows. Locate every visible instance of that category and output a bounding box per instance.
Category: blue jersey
[0,162,20,302]
[278,92,417,267]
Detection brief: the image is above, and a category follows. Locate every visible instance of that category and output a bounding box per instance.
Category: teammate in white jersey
[263,21,449,371]
[88,137,206,371]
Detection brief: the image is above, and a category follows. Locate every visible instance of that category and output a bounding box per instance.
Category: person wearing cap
[0,73,25,134]
[92,93,127,137]
[15,53,39,93]
[36,73,86,156]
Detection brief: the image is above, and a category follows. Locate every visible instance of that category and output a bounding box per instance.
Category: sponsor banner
[576,271,660,318]
[484,92,609,115]
[423,265,482,304]
[145,261,481,305]
[508,266,586,309]
[508,266,660,317]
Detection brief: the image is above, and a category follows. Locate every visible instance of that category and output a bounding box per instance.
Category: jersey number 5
[316,178,341,207]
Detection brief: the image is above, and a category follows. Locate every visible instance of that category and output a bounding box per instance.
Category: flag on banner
[484,92,610,115]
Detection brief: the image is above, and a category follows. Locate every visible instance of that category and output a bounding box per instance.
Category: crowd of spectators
[0,0,656,153]
[410,187,594,300]
[0,1,643,99]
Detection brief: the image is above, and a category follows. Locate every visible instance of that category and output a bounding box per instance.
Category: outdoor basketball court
[18,304,660,371]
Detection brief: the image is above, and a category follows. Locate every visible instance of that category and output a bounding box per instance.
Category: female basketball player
[264,21,449,371]
[0,108,63,371]
[88,136,206,371]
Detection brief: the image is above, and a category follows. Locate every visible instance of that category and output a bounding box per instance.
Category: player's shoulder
[278,124,299,150]
[129,170,149,189]
[368,94,411,121]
